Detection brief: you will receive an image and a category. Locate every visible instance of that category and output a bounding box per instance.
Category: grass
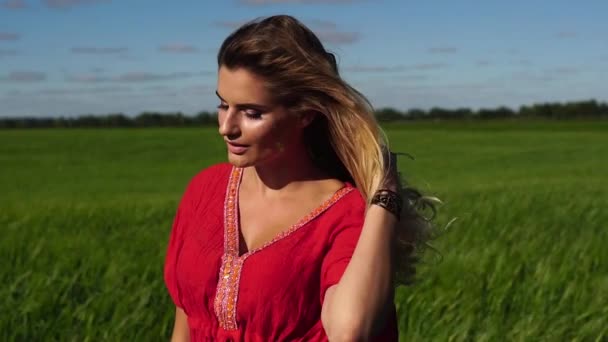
[1,120,607,340]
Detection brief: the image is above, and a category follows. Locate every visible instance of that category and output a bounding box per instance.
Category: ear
[298,111,318,128]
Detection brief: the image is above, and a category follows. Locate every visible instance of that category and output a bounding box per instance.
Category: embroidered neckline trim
[227,166,354,259]
[213,166,354,331]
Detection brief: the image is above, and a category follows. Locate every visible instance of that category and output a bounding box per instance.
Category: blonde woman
[164,15,433,341]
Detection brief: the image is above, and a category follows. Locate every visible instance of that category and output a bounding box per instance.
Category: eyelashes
[245,112,263,120]
[216,104,263,120]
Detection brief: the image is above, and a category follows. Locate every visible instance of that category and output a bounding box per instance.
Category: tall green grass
[1,121,606,340]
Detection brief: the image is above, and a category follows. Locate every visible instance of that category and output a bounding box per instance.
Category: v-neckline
[223,166,354,260]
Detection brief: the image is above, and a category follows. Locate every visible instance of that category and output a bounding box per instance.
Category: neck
[245,143,326,197]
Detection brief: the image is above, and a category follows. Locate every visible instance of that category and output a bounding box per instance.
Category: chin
[226,154,256,168]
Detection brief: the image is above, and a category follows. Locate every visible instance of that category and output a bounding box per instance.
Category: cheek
[269,123,301,152]
[250,121,290,152]
[241,120,275,146]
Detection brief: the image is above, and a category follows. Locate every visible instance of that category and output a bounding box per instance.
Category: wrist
[370,189,402,221]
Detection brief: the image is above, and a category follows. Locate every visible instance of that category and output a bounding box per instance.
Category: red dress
[164,163,399,341]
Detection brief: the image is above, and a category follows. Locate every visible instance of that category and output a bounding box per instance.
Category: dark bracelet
[371,189,403,220]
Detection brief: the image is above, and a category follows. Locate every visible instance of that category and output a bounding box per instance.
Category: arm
[321,150,400,341]
[170,306,190,342]
[321,206,396,341]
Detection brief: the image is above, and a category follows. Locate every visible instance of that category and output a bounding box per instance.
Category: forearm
[171,307,190,342]
[324,205,397,340]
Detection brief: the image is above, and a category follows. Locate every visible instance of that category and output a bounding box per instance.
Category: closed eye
[244,110,262,120]
[215,90,269,120]
[216,104,263,120]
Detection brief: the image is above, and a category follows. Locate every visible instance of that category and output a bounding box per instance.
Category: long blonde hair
[217,15,439,286]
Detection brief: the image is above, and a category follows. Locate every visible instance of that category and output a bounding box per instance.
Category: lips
[226,141,249,155]
[227,141,248,147]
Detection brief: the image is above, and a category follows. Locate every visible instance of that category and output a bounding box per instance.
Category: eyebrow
[215,90,270,110]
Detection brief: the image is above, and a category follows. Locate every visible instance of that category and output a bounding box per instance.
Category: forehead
[217,66,272,105]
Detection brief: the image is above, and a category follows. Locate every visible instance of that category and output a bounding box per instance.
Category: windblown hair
[217,15,439,286]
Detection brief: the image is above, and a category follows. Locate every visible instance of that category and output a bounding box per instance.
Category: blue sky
[1,0,607,117]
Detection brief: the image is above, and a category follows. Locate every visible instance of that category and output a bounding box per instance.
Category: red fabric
[164,163,399,341]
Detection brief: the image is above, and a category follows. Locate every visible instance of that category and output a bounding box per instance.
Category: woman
[164,15,434,341]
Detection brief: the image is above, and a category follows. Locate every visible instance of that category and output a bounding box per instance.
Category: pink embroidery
[214,167,242,330]
[213,166,354,330]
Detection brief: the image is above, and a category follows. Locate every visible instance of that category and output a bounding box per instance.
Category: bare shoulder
[304,177,349,204]
[312,177,365,216]
[318,177,346,194]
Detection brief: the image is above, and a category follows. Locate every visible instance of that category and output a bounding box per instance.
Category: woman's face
[216,66,308,168]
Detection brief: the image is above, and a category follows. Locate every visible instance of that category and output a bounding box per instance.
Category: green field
[1,120,607,341]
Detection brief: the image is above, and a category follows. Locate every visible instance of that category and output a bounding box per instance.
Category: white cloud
[1,0,27,9]
[43,0,110,9]
[1,71,46,82]
[71,47,128,54]
[158,44,200,54]
[0,32,20,41]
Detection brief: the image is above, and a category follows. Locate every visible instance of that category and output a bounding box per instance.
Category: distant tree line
[374,99,608,122]
[0,111,217,129]
[1,99,606,129]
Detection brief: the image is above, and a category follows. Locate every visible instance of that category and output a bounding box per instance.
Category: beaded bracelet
[371,189,403,220]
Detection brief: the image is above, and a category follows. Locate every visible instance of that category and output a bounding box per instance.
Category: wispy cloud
[158,44,200,54]
[66,71,213,83]
[512,71,555,83]
[43,0,110,9]
[1,71,46,82]
[307,19,361,45]
[212,20,248,29]
[0,32,20,41]
[555,31,577,39]
[33,86,132,96]
[71,47,128,54]
[476,60,491,67]
[399,75,429,81]
[117,72,196,82]
[182,84,215,95]
[1,0,27,9]
[428,47,458,54]
[549,66,580,75]
[0,49,18,56]
[66,74,107,83]
[344,63,447,73]
[513,59,533,67]
[240,0,356,4]
[306,19,337,30]
[343,65,407,73]
[116,54,143,61]
[412,63,447,70]
[512,67,581,84]
[211,18,359,45]
[397,82,500,92]
[141,85,171,92]
[316,30,360,45]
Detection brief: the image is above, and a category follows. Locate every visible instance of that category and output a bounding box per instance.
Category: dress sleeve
[163,163,230,309]
[163,165,217,308]
[163,181,194,309]
[319,194,366,304]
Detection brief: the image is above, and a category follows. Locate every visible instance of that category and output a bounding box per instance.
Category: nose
[218,109,241,138]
